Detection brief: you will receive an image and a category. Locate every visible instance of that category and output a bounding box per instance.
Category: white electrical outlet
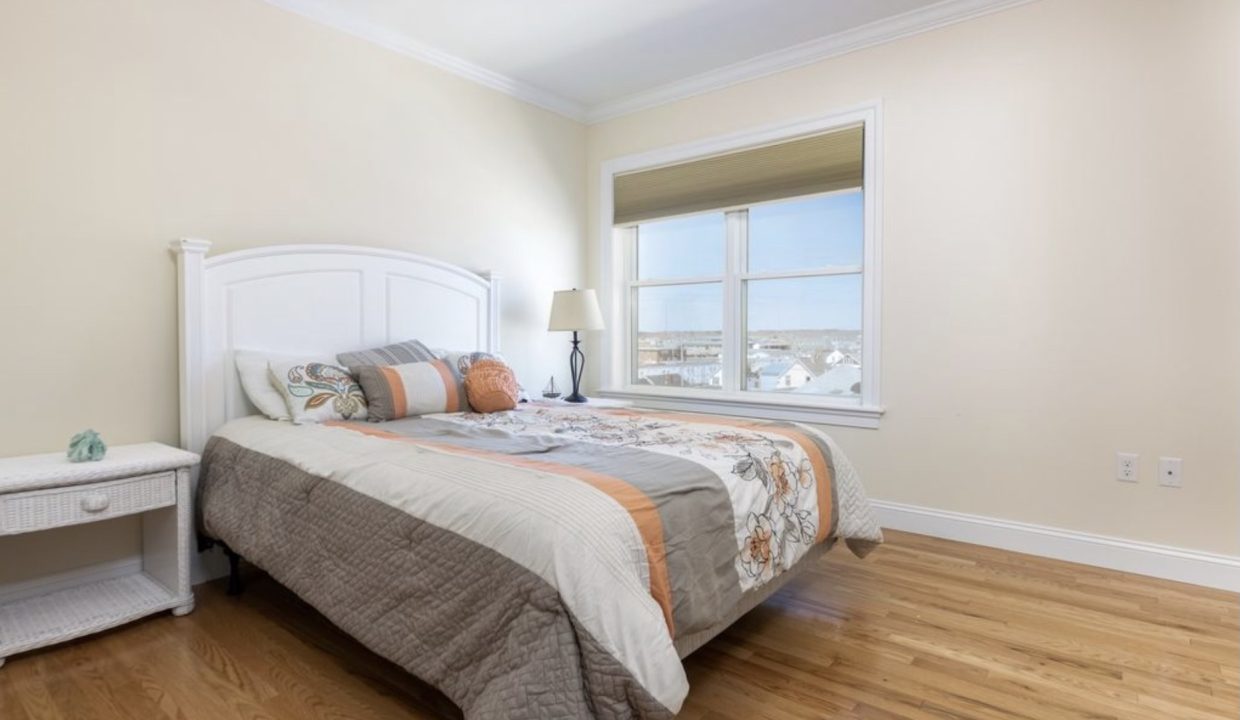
[1158,457,1183,487]
[1115,452,1138,483]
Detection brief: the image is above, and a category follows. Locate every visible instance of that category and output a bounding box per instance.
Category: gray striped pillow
[337,339,436,369]
[354,360,466,420]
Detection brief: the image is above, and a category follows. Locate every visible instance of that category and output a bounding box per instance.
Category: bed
[172,240,882,719]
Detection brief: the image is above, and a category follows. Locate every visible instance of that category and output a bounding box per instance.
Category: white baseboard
[0,556,143,604]
[176,503,1240,594]
[871,500,1240,592]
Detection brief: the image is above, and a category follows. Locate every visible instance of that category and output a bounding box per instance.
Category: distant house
[752,359,814,391]
[795,363,862,397]
[637,360,722,388]
[823,348,861,368]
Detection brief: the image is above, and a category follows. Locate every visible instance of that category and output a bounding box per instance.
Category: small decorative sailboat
[542,375,561,399]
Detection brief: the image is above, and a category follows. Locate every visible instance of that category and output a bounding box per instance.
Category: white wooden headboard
[171,239,501,454]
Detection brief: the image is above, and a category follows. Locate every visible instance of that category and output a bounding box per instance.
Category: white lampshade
[548,289,604,331]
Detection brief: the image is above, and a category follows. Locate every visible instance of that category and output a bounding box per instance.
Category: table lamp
[548,289,604,403]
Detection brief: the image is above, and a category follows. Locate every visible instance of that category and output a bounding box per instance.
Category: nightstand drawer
[0,472,176,535]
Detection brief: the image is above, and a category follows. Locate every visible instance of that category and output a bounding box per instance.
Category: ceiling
[266,0,1033,122]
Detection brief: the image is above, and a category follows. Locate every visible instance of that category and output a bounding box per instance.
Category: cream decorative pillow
[437,349,503,376]
[268,361,368,424]
[354,360,465,421]
[235,350,333,421]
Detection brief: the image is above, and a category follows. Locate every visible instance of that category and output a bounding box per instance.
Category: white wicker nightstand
[0,443,199,668]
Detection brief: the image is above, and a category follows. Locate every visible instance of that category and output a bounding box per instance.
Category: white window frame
[597,101,884,428]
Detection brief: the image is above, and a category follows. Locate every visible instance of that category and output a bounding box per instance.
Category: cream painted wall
[1,0,1235,591]
[586,0,1240,555]
[0,0,586,582]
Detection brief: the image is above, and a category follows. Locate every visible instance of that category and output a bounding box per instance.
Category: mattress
[198,404,882,719]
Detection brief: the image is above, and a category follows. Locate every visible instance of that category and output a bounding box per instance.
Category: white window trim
[597,101,884,429]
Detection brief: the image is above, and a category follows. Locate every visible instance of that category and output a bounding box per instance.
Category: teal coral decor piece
[67,429,107,463]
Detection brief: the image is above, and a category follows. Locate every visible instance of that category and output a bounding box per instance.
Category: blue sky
[636,192,863,332]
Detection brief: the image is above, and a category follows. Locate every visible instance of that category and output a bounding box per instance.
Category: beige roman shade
[613,125,863,225]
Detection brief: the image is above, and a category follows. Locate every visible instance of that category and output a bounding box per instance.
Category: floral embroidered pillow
[436,350,502,376]
[268,361,368,424]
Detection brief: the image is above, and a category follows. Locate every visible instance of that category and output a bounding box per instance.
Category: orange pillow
[464,359,520,413]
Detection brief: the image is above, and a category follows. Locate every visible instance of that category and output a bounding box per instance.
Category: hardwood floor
[1,530,1235,719]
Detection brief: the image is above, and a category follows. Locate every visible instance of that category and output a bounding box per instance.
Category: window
[744,193,863,400]
[630,191,863,398]
[633,213,725,390]
[600,106,882,427]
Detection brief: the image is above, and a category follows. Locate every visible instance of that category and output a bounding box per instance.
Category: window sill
[596,388,884,429]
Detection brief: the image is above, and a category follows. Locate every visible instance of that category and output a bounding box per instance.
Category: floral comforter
[446,405,884,593]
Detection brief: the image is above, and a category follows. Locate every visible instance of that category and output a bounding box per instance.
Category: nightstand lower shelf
[0,571,189,663]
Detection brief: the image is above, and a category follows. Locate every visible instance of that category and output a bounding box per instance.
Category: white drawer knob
[80,493,110,513]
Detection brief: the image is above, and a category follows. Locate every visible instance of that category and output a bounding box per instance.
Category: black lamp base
[566,331,588,404]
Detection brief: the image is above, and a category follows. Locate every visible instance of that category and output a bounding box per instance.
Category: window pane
[745,275,862,398]
[635,283,722,389]
[636,212,725,280]
[747,192,862,274]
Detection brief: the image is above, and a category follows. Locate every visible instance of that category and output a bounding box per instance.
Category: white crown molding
[584,0,1038,123]
[264,0,1037,125]
[872,500,1240,592]
[262,0,587,121]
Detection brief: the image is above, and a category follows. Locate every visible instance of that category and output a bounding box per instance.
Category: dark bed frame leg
[222,544,244,597]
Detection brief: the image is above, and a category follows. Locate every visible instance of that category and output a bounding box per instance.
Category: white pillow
[235,350,332,421]
[268,360,369,424]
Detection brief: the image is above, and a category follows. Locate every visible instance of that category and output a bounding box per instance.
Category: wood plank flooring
[1,530,1235,719]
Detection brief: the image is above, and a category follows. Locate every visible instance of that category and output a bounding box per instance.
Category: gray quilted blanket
[198,405,881,718]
